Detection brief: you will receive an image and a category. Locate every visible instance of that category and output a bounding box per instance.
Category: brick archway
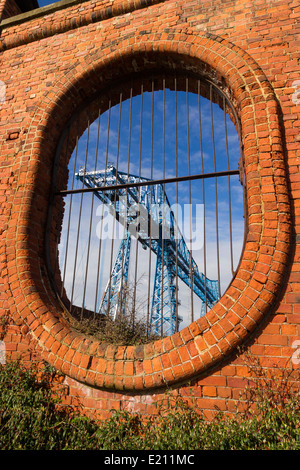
[8,31,291,391]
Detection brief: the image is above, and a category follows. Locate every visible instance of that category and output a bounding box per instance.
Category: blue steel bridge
[75,164,219,336]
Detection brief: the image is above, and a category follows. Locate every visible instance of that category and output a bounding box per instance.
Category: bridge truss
[76,164,219,336]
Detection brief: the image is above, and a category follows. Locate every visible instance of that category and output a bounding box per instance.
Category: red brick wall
[0,0,299,420]
[0,0,21,20]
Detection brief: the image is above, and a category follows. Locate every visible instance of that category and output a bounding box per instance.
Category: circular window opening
[47,73,246,344]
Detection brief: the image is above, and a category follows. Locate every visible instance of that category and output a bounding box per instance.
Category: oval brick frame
[9,31,291,391]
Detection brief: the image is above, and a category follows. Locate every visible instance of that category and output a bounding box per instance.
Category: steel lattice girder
[98,231,131,320]
[75,165,219,334]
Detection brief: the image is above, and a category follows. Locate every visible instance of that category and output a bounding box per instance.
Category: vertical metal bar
[108,91,123,319]
[81,108,101,317]
[147,78,154,335]
[113,92,123,319]
[54,124,71,281]
[70,111,91,310]
[54,194,63,280]
[94,99,112,315]
[106,92,122,318]
[103,97,115,317]
[175,76,179,332]
[210,85,221,297]
[132,83,144,325]
[161,77,165,337]
[187,77,194,323]
[198,80,207,314]
[61,118,80,298]
[119,85,133,318]
[224,96,234,276]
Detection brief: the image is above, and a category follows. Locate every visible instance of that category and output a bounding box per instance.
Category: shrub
[69,278,161,346]
[0,361,100,450]
[71,312,160,346]
[0,356,299,450]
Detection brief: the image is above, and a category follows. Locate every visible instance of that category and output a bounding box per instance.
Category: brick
[0,0,298,423]
[202,386,217,397]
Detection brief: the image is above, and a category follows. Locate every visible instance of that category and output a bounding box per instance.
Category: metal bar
[93,100,112,315]
[175,76,179,332]
[161,77,165,337]
[103,98,113,316]
[61,119,80,297]
[224,95,234,276]
[81,109,101,317]
[70,112,91,310]
[120,85,133,317]
[107,91,123,318]
[146,78,154,335]
[93,112,103,317]
[53,123,71,281]
[210,84,221,298]
[133,83,144,320]
[57,169,239,196]
[186,77,194,324]
[114,91,123,320]
[117,84,133,318]
[119,86,133,318]
[198,80,207,315]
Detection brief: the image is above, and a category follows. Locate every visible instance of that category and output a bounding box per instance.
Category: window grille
[47,74,246,338]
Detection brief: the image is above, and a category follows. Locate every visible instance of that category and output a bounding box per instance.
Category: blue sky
[38,0,60,7]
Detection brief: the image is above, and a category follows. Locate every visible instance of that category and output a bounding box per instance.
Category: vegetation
[69,279,162,345]
[70,311,161,346]
[0,357,299,450]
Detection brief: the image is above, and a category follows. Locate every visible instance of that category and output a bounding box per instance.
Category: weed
[0,352,299,450]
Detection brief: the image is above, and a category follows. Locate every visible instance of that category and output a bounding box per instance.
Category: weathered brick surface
[0,0,20,20]
[0,0,299,420]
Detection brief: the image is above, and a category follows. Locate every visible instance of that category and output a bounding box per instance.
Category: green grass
[0,359,299,450]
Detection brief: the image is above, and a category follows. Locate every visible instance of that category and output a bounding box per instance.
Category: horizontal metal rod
[56,169,240,196]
